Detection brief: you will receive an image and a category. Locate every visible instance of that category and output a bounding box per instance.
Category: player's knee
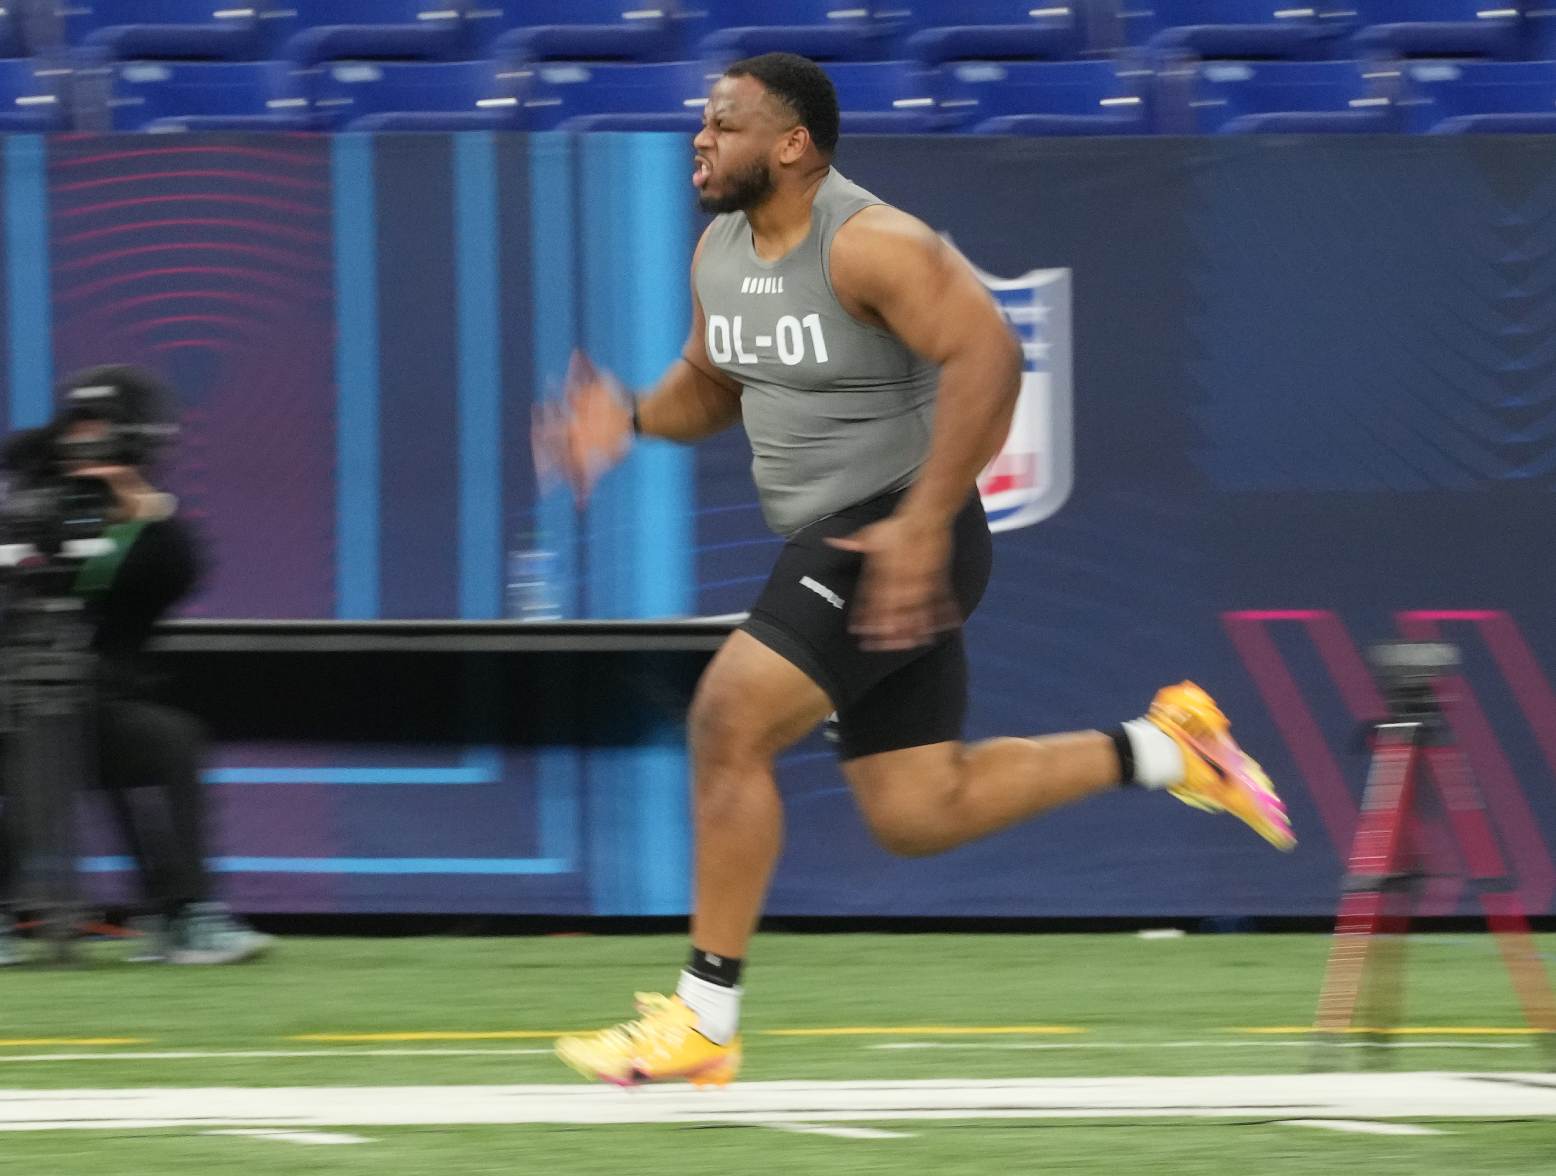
[688,684,763,769]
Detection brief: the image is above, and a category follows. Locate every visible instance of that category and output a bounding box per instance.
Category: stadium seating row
[5,3,1556,68]
[4,55,1555,137]
[5,4,1556,135]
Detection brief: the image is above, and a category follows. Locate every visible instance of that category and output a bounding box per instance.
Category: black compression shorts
[739,489,993,761]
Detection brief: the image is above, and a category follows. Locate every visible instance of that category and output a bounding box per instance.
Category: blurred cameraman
[0,365,270,966]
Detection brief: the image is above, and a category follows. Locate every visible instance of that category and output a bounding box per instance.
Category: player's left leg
[840,656,1295,857]
[844,733,1121,856]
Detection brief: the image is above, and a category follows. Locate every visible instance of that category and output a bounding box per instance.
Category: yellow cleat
[556,993,741,1088]
[1147,681,1297,852]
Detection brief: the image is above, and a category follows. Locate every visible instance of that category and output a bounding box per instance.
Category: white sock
[676,970,742,1045]
[1122,718,1186,789]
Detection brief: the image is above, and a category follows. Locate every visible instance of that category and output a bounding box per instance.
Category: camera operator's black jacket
[3,427,203,689]
[80,516,203,696]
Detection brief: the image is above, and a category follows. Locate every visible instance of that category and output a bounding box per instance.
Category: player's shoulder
[830,202,943,290]
[836,202,936,247]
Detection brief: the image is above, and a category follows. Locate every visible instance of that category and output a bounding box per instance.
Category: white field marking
[206,1129,372,1146]
[759,1122,914,1140]
[1281,1120,1446,1137]
[0,1042,1526,1067]
[0,1073,1553,1131]
[870,1040,1530,1051]
[0,1049,554,1064]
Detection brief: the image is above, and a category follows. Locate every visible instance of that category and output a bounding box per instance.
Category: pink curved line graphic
[113,325,254,355]
[57,217,328,248]
[55,240,330,274]
[53,169,329,195]
[130,313,255,332]
[55,193,326,221]
[144,339,247,358]
[54,144,324,171]
[68,290,291,331]
[57,265,326,305]
[74,287,290,317]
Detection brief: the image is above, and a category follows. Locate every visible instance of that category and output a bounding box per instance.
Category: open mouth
[693,156,711,189]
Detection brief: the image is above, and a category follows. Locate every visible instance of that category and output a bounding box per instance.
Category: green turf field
[2,933,1553,1173]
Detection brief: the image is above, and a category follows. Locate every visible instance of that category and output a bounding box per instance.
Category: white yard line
[0,1049,554,1063]
[0,1040,1528,1067]
[1280,1120,1446,1136]
[0,1073,1550,1131]
[758,1122,914,1140]
[870,1040,1529,1051]
[206,1129,374,1146]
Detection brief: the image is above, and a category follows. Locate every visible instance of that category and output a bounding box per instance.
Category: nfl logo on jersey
[962,260,1074,534]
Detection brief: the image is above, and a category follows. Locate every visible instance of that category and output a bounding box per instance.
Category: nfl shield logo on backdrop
[961,258,1074,533]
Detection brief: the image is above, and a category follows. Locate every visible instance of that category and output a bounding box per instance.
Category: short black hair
[725,52,839,155]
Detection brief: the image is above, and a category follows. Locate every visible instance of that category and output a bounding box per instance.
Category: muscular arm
[821,205,1020,649]
[828,205,1022,525]
[634,227,744,443]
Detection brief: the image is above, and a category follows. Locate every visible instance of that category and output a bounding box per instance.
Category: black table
[148,618,741,745]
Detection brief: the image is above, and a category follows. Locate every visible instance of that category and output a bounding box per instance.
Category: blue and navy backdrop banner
[4,132,1556,917]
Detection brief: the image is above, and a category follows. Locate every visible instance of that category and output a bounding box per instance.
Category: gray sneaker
[168,902,273,965]
[0,914,21,967]
[126,914,169,963]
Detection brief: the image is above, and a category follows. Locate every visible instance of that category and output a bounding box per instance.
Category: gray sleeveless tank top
[693,169,939,535]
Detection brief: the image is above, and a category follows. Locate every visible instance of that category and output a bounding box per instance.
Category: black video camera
[0,366,178,595]
[1366,640,1460,723]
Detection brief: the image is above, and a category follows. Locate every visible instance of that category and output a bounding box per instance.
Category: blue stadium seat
[1400,60,1556,134]
[893,1,1083,65]
[0,58,66,130]
[696,1,886,62]
[310,59,521,131]
[1344,1,1520,60]
[1157,59,1398,134]
[0,5,29,58]
[57,1,265,62]
[942,59,1150,136]
[1527,9,1556,60]
[268,1,465,67]
[103,60,310,131]
[465,1,679,62]
[1120,1,1341,61]
[521,59,718,131]
[823,61,941,132]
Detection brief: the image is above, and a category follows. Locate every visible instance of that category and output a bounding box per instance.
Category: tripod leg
[1314,725,1421,1068]
[39,708,84,967]
[1349,859,1416,1068]
[1430,748,1556,1063]
[1483,895,1556,1071]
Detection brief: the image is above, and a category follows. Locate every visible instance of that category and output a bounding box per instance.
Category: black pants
[0,698,211,916]
[741,490,994,760]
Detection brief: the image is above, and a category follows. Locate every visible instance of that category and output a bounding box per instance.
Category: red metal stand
[1313,718,1556,1068]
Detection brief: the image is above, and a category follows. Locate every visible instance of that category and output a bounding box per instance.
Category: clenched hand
[533,350,633,505]
[826,514,959,651]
